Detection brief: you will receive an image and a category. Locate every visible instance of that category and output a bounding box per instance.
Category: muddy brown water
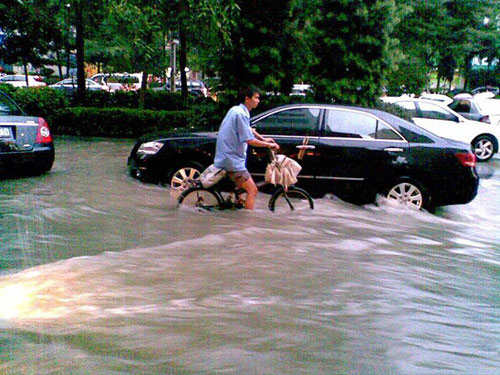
[1,137,498,374]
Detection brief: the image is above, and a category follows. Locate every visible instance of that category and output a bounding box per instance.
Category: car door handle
[384,147,404,153]
[296,145,315,150]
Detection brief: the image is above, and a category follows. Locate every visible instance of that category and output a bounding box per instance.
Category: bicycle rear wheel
[177,187,223,211]
[268,186,314,212]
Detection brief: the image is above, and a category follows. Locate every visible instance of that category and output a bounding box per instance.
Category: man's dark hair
[237,86,260,103]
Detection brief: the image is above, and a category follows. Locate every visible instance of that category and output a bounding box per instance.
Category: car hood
[153,131,217,143]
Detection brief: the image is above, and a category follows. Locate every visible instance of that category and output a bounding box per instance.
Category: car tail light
[455,152,476,167]
[479,115,490,124]
[35,118,53,144]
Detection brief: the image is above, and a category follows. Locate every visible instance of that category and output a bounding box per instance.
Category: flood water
[1,137,499,374]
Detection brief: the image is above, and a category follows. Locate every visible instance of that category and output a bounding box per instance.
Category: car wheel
[472,135,496,162]
[385,179,428,210]
[168,165,202,190]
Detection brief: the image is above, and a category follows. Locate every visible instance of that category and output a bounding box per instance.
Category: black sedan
[0,90,55,176]
[128,104,479,210]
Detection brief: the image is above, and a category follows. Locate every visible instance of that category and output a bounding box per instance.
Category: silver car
[0,90,54,176]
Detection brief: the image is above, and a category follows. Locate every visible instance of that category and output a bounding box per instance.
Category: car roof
[389,97,452,106]
[252,103,406,119]
[251,103,438,140]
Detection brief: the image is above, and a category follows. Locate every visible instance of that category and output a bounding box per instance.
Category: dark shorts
[227,170,251,189]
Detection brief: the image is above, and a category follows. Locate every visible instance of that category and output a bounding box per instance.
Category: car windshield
[0,91,24,116]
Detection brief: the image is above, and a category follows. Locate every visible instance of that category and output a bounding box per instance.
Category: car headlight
[137,141,164,155]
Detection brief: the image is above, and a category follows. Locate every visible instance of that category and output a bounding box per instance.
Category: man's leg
[228,171,258,210]
[240,176,258,210]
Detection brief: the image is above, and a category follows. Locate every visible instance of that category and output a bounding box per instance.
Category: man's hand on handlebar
[263,138,280,150]
[266,138,280,150]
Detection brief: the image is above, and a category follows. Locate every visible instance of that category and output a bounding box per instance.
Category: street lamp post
[169,37,179,93]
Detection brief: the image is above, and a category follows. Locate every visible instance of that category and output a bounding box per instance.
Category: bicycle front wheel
[268,187,314,212]
[177,187,223,211]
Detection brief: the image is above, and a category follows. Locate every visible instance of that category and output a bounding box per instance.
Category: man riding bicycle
[214,87,279,210]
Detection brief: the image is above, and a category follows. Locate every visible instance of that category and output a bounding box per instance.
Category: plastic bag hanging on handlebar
[265,153,302,189]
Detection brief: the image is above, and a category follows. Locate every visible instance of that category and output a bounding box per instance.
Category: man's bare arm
[251,128,278,146]
[247,138,279,149]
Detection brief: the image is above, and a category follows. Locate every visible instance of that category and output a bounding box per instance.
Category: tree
[215,0,298,94]
[0,0,60,85]
[103,0,165,108]
[394,0,499,93]
[160,0,239,101]
[308,0,405,105]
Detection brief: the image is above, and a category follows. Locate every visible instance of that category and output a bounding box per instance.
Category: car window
[254,108,320,136]
[417,102,458,121]
[374,122,404,140]
[0,92,23,115]
[324,109,401,140]
[449,100,472,113]
[394,101,418,117]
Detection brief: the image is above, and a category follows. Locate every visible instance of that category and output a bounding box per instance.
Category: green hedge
[51,107,192,138]
[2,84,417,138]
[0,84,69,123]
[72,90,191,110]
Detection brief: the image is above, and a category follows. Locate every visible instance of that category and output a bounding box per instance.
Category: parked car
[471,86,499,96]
[379,94,414,104]
[0,74,46,87]
[419,93,453,105]
[0,89,54,176]
[90,73,123,92]
[449,93,500,126]
[49,78,109,93]
[387,98,500,162]
[128,104,479,210]
[90,73,142,91]
[153,80,209,97]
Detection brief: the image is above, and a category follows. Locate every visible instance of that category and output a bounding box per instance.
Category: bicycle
[177,178,314,212]
[176,151,314,213]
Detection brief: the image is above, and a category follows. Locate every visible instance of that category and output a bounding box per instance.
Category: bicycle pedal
[234,202,245,209]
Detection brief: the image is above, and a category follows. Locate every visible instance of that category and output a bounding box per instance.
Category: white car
[90,73,143,92]
[380,94,414,104]
[0,74,46,87]
[449,93,500,127]
[389,98,500,162]
[419,93,453,105]
[49,78,110,92]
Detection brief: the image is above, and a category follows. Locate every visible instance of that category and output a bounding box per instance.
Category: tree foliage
[307,0,405,105]
[394,0,499,93]
[215,0,298,94]
[1,0,498,104]
[0,0,60,83]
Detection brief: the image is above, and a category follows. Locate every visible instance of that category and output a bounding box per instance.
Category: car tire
[385,178,429,210]
[472,135,496,162]
[167,163,203,191]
